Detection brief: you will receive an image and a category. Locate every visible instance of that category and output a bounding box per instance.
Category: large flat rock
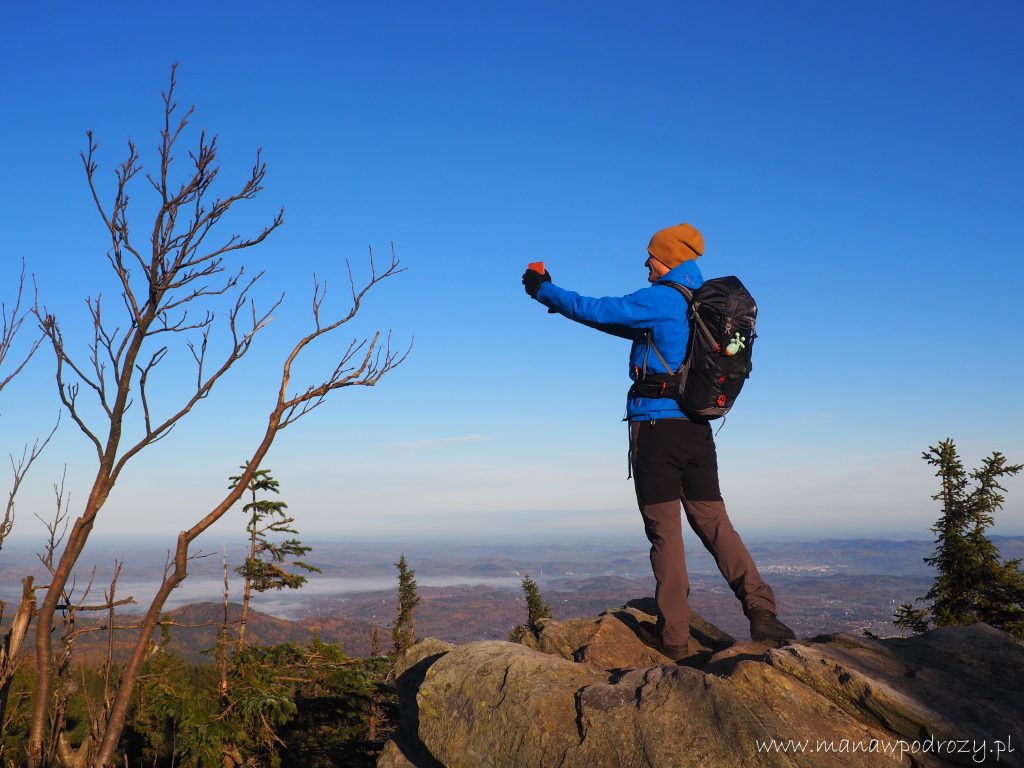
[379,605,1024,768]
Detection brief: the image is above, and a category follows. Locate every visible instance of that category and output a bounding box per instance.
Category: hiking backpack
[633,276,758,420]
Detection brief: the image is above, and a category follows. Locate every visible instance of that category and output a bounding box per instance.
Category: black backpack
[631,276,757,420]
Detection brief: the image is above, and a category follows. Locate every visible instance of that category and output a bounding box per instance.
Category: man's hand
[522,268,552,298]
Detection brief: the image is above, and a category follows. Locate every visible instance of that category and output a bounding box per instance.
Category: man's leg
[631,421,691,649]
[639,500,690,647]
[683,499,775,614]
[680,421,794,641]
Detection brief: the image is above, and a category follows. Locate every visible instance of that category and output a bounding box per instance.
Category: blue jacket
[535,261,704,421]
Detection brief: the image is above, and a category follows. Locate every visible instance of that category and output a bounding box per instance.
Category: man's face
[645,256,669,283]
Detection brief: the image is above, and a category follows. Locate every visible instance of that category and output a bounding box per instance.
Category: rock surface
[378,603,1024,768]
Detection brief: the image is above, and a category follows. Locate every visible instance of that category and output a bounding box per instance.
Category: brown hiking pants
[630,419,776,646]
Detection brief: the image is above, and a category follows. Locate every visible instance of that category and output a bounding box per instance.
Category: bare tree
[26,66,408,767]
[1,259,47,551]
[29,472,134,767]
[0,266,50,738]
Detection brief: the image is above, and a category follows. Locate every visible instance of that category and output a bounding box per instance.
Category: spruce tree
[392,554,421,653]
[229,466,320,649]
[509,575,552,642]
[922,440,973,627]
[903,439,1024,638]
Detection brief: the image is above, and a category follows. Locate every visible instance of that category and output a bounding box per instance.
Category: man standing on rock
[522,223,795,659]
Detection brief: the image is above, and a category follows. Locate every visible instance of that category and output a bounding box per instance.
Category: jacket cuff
[535,281,556,306]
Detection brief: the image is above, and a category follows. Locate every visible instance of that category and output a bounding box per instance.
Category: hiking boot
[748,607,796,643]
[633,621,691,661]
[659,641,692,662]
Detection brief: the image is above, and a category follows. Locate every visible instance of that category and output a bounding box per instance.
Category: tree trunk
[0,577,35,728]
[219,550,230,699]
[238,488,258,651]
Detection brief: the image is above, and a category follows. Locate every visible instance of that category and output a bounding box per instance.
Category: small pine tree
[898,439,1024,638]
[392,554,421,653]
[523,575,552,629]
[509,575,552,642]
[229,466,321,649]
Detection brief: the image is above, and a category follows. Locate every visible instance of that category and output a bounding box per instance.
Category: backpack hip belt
[629,371,685,400]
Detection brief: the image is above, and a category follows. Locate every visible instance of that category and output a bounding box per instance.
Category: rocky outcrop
[378,603,1024,768]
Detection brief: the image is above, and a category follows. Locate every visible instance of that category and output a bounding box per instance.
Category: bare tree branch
[101,563,122,714]
[1,259,43,393]
[60,617,223,642]
[0,260,50,577]
[54,597,135,613]
[38,316,104,459]
[1,417,59,552]
[35,467,71,576]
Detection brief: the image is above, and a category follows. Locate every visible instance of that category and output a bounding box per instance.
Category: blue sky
[1,1,1022,547]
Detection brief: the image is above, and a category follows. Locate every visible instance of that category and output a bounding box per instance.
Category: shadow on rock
[378,639,452,768]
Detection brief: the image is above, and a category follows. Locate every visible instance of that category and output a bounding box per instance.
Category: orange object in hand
[526,261,556,312]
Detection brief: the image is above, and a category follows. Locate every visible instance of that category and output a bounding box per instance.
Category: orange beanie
[647,223,704,268]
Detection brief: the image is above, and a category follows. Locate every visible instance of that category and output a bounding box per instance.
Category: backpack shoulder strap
[644,280,693,376]
[656,280,694,303]
[645,334,677,376]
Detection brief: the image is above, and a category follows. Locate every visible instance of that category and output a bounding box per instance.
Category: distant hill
[5,536,1022,664]
[1,602,383,665]
[1,568,938,667]
[162,602,382,662]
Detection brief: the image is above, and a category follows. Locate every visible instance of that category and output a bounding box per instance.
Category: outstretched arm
[534,281,664,339]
